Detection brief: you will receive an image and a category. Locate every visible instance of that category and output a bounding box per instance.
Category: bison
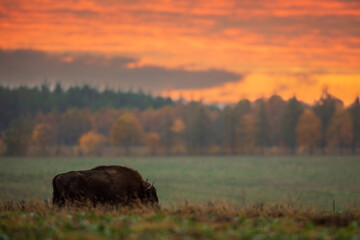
[52,165,158,207]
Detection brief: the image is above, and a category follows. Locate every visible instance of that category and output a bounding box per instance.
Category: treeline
[0,86,360,156]
[0,84,173,131]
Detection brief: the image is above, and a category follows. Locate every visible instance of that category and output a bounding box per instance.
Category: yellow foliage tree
[326,108,353,153]
[110,113,144,155]
[32,123,57,154]
[237,113,256,154]
[79,131,107,156]
[171,118,185,133]
[296,109,322,154]
[145,132,161,155]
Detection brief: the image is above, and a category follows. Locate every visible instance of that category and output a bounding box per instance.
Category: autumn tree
[186,104,213,154]
[280,97,304,153]
[32,123,57,155]
[92,108,121,136]
[3,116,33,156]
[161,107,176,152]
[79,131,107,156]
[58,108,92,145]
[313,88,343,153]
[34,111,59,134]
[267,95,287,146]
[169,118,187,154]
[236,113,256,153]
[110,113,144,155]
[139,108,157,133]
[296,109,322,154]
[255,100,270,152]
[222,99,251,154]
[349,97,360,154]
[145,132,161,155]
[326,109,353,153]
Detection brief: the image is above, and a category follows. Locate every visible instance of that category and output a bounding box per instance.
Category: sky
[1,0,360,105]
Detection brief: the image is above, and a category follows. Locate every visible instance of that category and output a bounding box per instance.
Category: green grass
[0,156,360,210]
[0,202,360,240]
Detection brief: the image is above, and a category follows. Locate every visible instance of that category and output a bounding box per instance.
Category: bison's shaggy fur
[52,165,158,207]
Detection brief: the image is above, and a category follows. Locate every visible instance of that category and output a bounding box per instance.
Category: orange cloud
[162,73,360,106]
[1,0,360,104]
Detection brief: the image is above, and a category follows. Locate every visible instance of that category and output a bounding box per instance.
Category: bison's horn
[146,178,149,182]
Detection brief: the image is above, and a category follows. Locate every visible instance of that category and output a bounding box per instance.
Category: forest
[0,84,359,156]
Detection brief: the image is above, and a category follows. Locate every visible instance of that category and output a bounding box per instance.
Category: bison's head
[144,182,159,206]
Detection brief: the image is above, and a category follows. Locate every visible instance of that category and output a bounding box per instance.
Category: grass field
[1,201,360,240]
[1,156,360,239]
[1,156,360,210]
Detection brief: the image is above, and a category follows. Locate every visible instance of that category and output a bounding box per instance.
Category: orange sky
[1,0,360,105]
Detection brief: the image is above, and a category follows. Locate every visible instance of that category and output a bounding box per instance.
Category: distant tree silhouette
[3,116,33,156]
[186,104,213,153]
[222,99,251,154]
[0,84,173,133]
[32,123,57,155]
[255,100,270,152]
[313,88,343,154]
[326,108,353,153]
[349,97,360,154]
[59,108,92,145]
[280,97,304,153]
[267,95,286,146]
[296,109,322,154]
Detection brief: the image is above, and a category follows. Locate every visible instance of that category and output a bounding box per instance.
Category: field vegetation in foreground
[0,201,360,240]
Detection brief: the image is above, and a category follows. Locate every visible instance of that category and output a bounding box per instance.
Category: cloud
[161,72,360,106]
[0,49,242,91]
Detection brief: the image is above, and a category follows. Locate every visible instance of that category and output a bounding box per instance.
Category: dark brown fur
[52,165,158,207]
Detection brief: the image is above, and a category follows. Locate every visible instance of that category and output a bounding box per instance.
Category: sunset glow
[1,0,360,105]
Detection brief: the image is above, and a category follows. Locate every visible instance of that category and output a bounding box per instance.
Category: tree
[222,99,251,154]
[326,108,353,153]
[58,108,92,145]
[32,123,57,155]
[255,100,270,151]
[280,97,304,153]
[34,111,59,144]
[79,131,107,156]
[3,116,33,156]
[236,113,256,153]
[186,104,213,153]
[145,132,161,155]
[313,88,343,153]
[161,108,176,152]
[222,106,238,154]
[110,113,144,155]
[171,118,185,134]
[349,97,360,154]
[266,94,287,146]
[92,108,121,136]
[296,109,322,154]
